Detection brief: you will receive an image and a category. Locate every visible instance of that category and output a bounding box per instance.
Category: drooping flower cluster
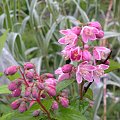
[55,21,110,84]
[4,63,69,117]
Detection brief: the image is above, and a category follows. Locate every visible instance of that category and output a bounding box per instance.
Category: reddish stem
[19,68,29,87]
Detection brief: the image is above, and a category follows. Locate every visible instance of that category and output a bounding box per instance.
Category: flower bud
[62,64,73,73]
[88,21,102,30]
[52,101,58,110]
[96,30,104,38]
[18,101,27,113]
[36,82,44,90]
[25,87,31,97]
[8,82,17,91]
[60,97,69,108]
[12,88,21,97]
[104,60,110,65]
[32,87,38,98]
[45,78,57,86]
[71,26,81,36]
[82,50,91,61]
[25,71,34,80]
[24,62,34,70]
[45,85,56,96]
[45,73,54,78]
[41,94,46,98]
[4,66,18,76]
[11,99,21,110]
[32,110,40,117]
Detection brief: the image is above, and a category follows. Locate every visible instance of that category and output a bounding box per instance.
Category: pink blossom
[88,21,102,30]
[24,62,34,70]
[32,110,40,117]
[52,101,59,110]
[59,97,69,108]
[76,61,96,84]
[62,64,73,73]
[12,88,21,97]
[81,26,99,43]
[45,85,56,96]
[71,26,81,35]
[82,50,92,61]
[61,45,74,60]
[93,64,109,84]
[55,67,71,82]
[18,101,27,113]
[93,46,110,60]
[96,30,104,38]
[11,99,21,110]
[70,46,82,61]
[58,30,78,45]
[8,82,17,91]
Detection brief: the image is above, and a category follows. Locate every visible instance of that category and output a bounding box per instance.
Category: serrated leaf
[0,29,9,54]
[105,59,120,73]
[0,85,10,94]
[7,72,21,81]
[56,79,75,93]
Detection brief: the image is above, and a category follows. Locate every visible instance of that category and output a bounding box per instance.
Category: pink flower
[58,30,78,45]
[45,85,56,96]
[93,46,110,60]
[70,46,82,61]
[81,26,99,43]
[32,110,40,117]
[76,61,96,84]
[55,66,72,82]
[71,26,81,36]
[4,66,18,76]
[12,88,21,97]
[88,21,102,30]
[82,50,92,61]
[25,71,34,80]
[93,64,109,84]
[61,45,74,60]
[18,101,27,113]
[8,81,17,91]
[62,64,73,73]
[11,99,21,110]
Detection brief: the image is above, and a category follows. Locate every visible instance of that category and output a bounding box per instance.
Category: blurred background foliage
[0,0,120,120]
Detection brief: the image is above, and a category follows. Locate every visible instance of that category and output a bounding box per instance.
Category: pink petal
[84,65,96,71]
[58,73,70,82]
[93,74,100,84]
[99,64,109,70]
[59,29,71,35]
[58,37,67,44]
[55,68,62,74]
[93,49,101,60]
[83,72,93,82]
[76,72,82,84]
[95,47,110,53]
[81,33,89,43]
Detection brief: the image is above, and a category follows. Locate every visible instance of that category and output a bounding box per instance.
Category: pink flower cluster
[56,21,110,84]
[4,63,69,116]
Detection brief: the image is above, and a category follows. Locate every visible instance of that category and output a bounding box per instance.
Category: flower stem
[79,81,84,100]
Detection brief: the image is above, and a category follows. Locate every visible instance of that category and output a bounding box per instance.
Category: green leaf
[56,79,75,93]
[55,107,87,120]
[0,29,9,54]
[0,72,3,77]
[0,85,10,94]
[84,88,93,100]
[7,72,21,81]
[105,59,120,73]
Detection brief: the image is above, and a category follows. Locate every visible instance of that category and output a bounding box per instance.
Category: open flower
[93,64,109,84]
[93,46,110,60]
[58,30,78,45]
[70,46,82,61]
[88,21,102,30]
[76,61,96,84]
[81,26,99,43]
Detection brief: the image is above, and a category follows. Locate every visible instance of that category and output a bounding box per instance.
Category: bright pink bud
[8,82,17,91]
[88,21,102,30]
[60,97,69,108]
[24,62,34,70]
[62,64,73,73]
[4,66,18,76]
[82,50,91,61]
[52,101,59,110]
[25,87,31,97]
[36,82,44,90]
[45,85,56,96]
[25,71,34,80]
[12,88,21,97]
[45,73,54,78]
[32,87,38,98]
[32,110,40,117]
[11,99,21,110]
[18,101,27,113]
[71,26,81,35]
